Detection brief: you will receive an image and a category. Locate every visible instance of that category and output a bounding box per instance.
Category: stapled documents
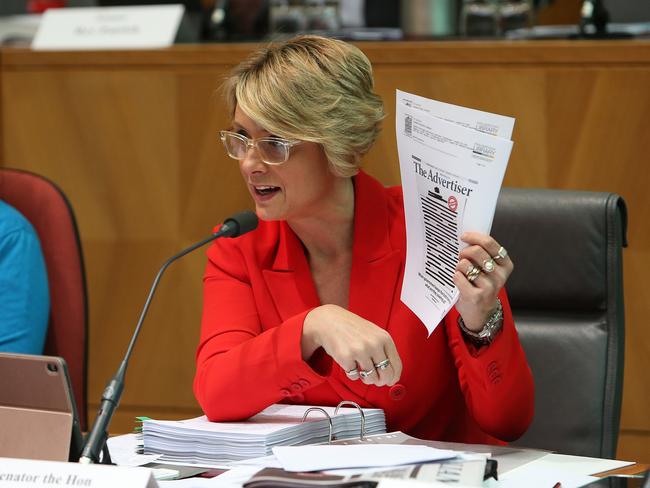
[395,90,515,335]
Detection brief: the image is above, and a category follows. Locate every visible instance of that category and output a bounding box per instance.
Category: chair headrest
[492,188,627,310]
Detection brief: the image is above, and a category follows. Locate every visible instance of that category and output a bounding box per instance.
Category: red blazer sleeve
[444,289,534,441]
[193,240,326,421]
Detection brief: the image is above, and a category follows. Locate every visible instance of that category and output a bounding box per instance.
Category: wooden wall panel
[367,67,549,186]
[1,41,648,462]
[1,67,210,424]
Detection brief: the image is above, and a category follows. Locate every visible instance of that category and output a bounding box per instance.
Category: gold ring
[466,264,481,283]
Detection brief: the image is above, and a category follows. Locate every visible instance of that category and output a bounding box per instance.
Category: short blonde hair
[223,35,384,177]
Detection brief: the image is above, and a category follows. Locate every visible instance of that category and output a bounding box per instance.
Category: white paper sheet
[157,466,261,488]
[396,90,515,139]
[497,465,597,488]
[233,452,486,474]
[0,457,158,488]
[231,454,283,469]
[272,444,457,472]
[32,5,183,50]
[395,90,514,335]
[107,433,161,467]
[377,479,475,488]
[500,453,635,479]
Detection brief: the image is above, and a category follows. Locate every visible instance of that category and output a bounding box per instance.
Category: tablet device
[0,352,83,461]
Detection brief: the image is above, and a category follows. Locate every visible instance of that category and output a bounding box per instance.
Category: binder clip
[483,458,498,481]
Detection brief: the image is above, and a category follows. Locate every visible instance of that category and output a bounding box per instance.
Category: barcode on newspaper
[420,189,458,290]
[404,115,412,136]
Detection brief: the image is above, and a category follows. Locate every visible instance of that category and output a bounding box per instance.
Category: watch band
[458,298,504,346]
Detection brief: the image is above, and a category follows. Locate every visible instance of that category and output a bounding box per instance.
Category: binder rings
[138,401,386,465]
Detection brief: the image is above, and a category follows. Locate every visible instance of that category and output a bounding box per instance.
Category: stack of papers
[395,90,515,336]
[142,404,386,465]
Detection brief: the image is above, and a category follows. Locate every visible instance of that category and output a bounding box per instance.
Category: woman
[194,35,534,445]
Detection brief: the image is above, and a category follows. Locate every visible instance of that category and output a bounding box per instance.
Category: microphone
[78,210,258,464]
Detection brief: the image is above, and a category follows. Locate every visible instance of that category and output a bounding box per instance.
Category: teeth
[256,186,276,190]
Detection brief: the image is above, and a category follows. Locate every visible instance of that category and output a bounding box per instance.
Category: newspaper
[243,456,487,488]
[395,90,514,335]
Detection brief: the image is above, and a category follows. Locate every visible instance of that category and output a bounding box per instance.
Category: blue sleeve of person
[0,201,50,354]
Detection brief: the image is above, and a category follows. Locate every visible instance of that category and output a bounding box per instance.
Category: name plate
[0,458,157,488]
[32,5,184,50]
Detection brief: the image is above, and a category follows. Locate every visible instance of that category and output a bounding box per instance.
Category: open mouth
[254,185,281,196]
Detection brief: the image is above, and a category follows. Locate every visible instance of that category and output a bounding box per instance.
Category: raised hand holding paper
[395,89,514,335]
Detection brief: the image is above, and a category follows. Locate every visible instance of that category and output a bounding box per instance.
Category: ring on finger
[465,264,481,283]
[345,368,359,378]
[493,246,508,260]
[359,368,376,379]
[465,264,478,278]
[374,358,391,370]
[482,258,496,273]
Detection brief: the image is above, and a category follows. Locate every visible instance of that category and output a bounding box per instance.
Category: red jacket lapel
[262,171,401,331]
[348,171,402,330]
[262,223,320,323]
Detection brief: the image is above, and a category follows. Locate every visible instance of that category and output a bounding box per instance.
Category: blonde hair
[223,35,384,177]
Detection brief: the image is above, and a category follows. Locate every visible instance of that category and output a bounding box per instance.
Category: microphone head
[219,210,259,238]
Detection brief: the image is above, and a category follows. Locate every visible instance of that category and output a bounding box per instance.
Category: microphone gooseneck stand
[78,211,258,464]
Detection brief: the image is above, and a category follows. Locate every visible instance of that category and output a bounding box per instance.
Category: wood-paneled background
[0,40,648,462]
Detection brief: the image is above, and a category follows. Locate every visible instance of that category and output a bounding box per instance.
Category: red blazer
[195,171,534,445]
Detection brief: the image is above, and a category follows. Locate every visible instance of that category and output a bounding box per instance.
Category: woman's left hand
[453,232,513,331]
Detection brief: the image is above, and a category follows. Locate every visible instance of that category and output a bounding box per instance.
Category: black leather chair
[492,188,627,459]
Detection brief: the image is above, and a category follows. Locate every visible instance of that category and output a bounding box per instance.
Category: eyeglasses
[219,130,302,165]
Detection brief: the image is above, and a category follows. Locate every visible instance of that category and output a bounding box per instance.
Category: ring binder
[334,401,366,441]
[136,403,386,464]
[301,407,334,444]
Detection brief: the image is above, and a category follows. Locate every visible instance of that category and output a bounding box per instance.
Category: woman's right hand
[302,304,402,387]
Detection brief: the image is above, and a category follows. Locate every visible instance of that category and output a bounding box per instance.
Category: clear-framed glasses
[219,130,302,165]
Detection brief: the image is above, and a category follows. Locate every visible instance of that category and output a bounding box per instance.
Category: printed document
[395,90,514,335]
[272,444,457,471]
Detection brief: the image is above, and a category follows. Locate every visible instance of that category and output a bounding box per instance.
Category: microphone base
[77,443,114,465]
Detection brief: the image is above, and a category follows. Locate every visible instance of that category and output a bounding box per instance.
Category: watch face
[457,300,503,345]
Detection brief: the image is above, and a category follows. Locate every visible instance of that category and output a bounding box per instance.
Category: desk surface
[108,432,647,481]
[597,463,649,477]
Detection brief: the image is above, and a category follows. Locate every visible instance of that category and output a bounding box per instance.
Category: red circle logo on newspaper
[448,196,458,212]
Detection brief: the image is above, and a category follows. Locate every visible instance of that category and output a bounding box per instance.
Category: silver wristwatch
[458,298,504,345]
